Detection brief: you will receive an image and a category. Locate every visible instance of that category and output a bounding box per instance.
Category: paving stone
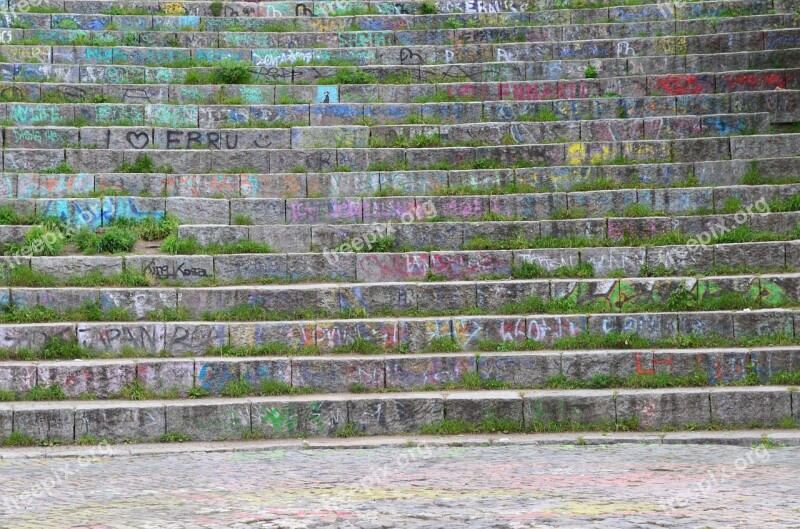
[715,242,786,271]
[356,252,430,282]
[229,198,286,225]
[177,225,249,246]
[739,347,800,383]
[580,247,646,277]
[476,279,550,310]
[589,313,678,340]
[0,362,37,395]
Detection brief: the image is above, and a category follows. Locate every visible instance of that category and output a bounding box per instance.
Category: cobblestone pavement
[1,442,799,528]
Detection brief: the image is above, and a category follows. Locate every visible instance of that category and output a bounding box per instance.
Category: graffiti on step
[143,259,210,279]
[78,324,165,353]
[436,0,530,13]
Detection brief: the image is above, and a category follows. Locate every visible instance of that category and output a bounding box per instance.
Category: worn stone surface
[1,442,799,527]
[251,398,347,439]
[37,360,135,398]
[445,391,523,424]
[74,402,166,442]
[13,404,75,442]
[616,389,711,429]
[349,395,444,435]
[164,401,251,442]
[524,390,616,427]
[386,355,475,390]
[292,358,384,392]
[711,387,793,426]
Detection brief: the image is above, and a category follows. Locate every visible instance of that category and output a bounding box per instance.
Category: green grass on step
[160,235,273,255]
[464,224,800,251]
[220,376,315,398]
[116,154,173,174]
[0,330,799,363]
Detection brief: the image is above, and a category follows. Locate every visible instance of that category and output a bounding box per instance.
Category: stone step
[6,42,799,87]
[4,41,799,93]
[1,238,798,282]
[1,270,799,316]
[3,27,796,68]
[4,173,794,226]
[0,0,781,28]
[0,112,772,151]
[0,345,798,398]
[4,13,793,50]
[4,131,800,173]
[0,298,797,352]
[0,386,796,442]
[5,198,800,250]
[172,208,800,252]
[3,88,797,131]
[2,156,797,199]
[10,233,800,278]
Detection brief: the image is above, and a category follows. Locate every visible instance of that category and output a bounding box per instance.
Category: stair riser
[1,386,794,442]
[2,347,798,398]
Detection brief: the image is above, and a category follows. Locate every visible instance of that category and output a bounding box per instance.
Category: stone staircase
[0,0,799,445]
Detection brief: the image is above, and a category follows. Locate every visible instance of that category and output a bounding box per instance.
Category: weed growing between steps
[0,432,38,447]
[463,225,800,251]
[0,206,45,225]
[160,236,273,255]
[2,417,799,446]
[116,154,173,174]
[5,215,179,257]
[0,274,794,328]
[184,61,253,85]
[2,328,799,365]
[218,377,316,398]
[0,366,797,401]
[422,416,799,436]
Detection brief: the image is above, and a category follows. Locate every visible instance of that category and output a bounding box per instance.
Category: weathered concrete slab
[75,402,166,442]
[349,394,444,435]
[165,400,250,441]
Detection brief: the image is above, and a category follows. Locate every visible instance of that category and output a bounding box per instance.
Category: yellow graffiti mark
[161,2,185,14]
[674,36,687,56]
[566,143,586,165]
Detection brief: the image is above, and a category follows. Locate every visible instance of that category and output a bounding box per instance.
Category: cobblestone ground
[1,443,798,528]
